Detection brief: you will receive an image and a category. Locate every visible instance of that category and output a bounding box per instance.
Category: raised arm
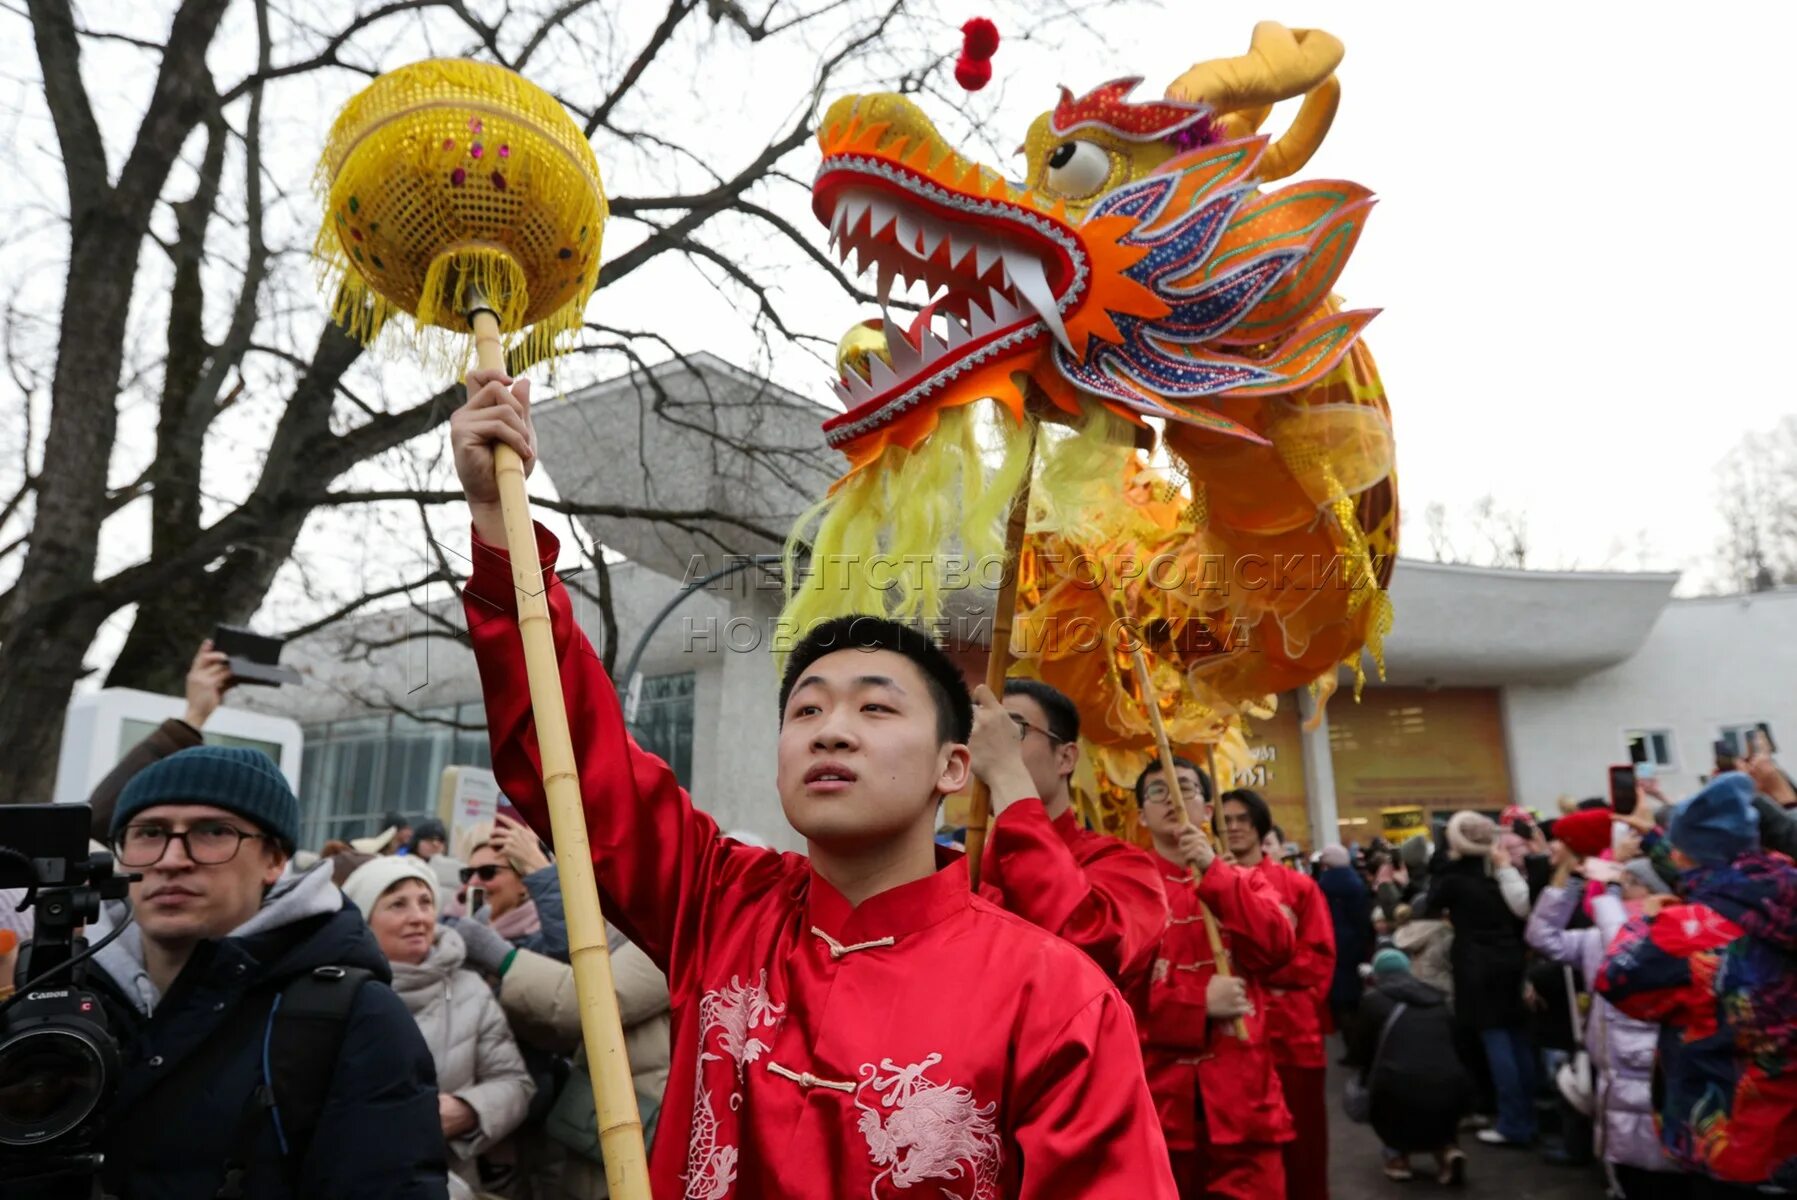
[1525,882,1596,976]
[452,369,768,974]
[983,800,1169,982]
[1196,860,1296,976]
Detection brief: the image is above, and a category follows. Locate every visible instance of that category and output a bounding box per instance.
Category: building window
[296,702,495,851]
[1626,729,1677,770]
[631,672,696,788]
[1719,723,1774,757]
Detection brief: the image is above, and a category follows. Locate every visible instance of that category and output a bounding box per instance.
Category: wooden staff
[471,304,649,1195]
[963,426,1037,890]
[1128,641,1248,1040]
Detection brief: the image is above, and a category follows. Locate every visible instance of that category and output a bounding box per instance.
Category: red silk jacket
[979,800,1171,984]
[1129,855,1298,1150]
[464,525,1178,1200]
[1254,858,1336,1070]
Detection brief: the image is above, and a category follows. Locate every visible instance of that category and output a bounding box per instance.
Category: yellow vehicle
[1380,806,1432,846]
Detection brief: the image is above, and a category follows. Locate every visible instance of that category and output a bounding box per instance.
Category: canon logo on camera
[24,989,72,1001]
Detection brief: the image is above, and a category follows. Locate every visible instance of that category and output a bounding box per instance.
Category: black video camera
[0,804,135,1198]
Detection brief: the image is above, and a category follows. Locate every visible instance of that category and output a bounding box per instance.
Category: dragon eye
[1043,140,1112,200]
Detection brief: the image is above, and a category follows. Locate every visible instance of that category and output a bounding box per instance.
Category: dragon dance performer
[450,373,1178,1200]
[966,677,1170,986]
[1220,788,1338,1200]
[1133,759,1297,1200]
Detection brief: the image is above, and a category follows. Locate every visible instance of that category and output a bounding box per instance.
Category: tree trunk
[0,0,231,803]
[0,598,113,803]
[106,512,309,696]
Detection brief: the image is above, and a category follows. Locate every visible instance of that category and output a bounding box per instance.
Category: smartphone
[466,885,486,916]
[1634,761,1656,781]
[211,623,302,687]
[1756,723,1778,754]
[1608,764,1639,816]
[1511,818,1534,839]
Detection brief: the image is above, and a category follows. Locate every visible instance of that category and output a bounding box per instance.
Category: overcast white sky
[7,1,1795,670]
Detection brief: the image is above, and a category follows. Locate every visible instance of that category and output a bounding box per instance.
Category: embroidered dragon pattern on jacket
[855,1053,1002,1199]
[683,971,786,1200]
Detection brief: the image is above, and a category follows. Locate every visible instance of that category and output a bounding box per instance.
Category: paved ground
[1325,1054,1608,1200]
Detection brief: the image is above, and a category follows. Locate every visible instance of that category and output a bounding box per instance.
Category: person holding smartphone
[455,812,568,962]
[1597,773,1797,1195]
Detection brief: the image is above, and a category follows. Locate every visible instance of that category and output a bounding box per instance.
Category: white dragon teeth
[967,299,999,338]
[974,240,1002,279]
[864,352,899,393]
[867,199,898,238]
[1002,247,1070,352]
[888,330,924,377]
[942,315,971,349]
[842,196,869,236]
[918,327,951,362]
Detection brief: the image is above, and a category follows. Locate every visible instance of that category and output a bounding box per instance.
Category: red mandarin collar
[805,845,973,948]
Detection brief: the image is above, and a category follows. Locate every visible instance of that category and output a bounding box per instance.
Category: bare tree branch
[312,488,789,544]
[25,0,109,213]
[581,0,698,136]
[275,568,453,642]
[516,0,605,69]
[219,0,448,103]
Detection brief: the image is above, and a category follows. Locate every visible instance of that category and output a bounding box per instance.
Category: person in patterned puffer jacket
[1597,773,1797,1197]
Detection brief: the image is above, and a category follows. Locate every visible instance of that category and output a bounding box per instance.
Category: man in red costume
[1132,757,1297,1200]
[450,369,1177,1200]
[1221,788,1336,1200]
[967,677,1169,984]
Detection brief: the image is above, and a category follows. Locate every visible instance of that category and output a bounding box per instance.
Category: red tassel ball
[961,17,1000,61]
[954,54,993,91]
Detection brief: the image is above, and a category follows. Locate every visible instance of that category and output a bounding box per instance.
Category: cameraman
[69,746,445,1198]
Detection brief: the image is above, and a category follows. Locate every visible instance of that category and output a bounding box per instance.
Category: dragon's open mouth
[813,147,1087,441]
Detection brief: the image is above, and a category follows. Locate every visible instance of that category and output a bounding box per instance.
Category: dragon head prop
[783,23,1396,757]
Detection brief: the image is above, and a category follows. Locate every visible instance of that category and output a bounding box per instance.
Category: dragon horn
[1165,22,1343,181]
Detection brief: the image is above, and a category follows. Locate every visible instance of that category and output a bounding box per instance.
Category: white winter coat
[390,926,535,1193]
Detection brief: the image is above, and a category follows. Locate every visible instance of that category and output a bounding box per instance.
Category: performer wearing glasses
[965,678,1169,985]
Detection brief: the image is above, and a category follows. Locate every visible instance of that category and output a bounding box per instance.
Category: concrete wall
[1502,588,1797,806]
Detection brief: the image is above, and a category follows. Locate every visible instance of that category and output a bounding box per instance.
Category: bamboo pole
[470,307,649,1197]
[963,427,1037,890]
[1128,641,1248,1040]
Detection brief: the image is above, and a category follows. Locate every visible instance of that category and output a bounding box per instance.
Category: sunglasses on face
[458,863,514,884]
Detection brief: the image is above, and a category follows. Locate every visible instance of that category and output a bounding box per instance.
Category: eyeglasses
[458,864,515,884]
[116,821,269,868]
[1008,713,1065,745]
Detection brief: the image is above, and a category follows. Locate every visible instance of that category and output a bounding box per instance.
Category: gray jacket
[1525,883,1675,1174]
[391,926,535,1193]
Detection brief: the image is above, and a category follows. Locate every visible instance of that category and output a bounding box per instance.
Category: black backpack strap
[215,964,374,1198]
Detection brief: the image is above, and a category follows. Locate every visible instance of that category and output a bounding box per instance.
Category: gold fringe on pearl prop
[313,58,607,370]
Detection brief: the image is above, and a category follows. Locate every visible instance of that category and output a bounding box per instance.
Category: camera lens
[0,1027,107,1146]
